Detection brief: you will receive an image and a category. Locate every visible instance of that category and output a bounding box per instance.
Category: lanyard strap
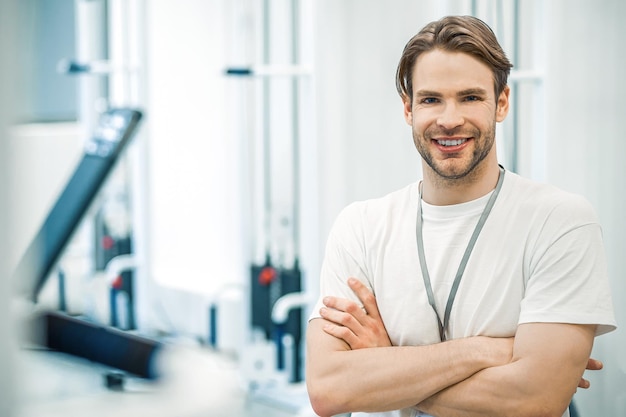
[416,166,505,341]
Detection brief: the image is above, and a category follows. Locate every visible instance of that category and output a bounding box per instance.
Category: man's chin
[432,163,473,180]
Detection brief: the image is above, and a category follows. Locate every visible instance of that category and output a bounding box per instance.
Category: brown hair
[395,15,513,101]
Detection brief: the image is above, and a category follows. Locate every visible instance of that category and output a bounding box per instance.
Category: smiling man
[306,15,616,417]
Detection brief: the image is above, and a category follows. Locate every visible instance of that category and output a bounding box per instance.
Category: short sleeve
[308,203,373,321]
[520,200,617,336]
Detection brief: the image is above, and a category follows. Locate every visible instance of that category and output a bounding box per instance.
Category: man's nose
[436,102,464,130]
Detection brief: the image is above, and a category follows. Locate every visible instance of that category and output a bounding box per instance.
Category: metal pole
[262,0,273,262]
[511,0,520,173]
[75,0,108,134]
[291,0,301,264]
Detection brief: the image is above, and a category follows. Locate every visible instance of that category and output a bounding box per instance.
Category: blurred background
[0,0,624,416]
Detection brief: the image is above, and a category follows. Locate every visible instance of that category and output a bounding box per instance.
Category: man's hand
[579,358,603,389]
[319,277,392,349]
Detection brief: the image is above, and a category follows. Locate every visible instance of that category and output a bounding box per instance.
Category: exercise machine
[14,108,160,381]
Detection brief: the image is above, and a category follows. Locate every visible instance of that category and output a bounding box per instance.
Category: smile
[436,138,467,147]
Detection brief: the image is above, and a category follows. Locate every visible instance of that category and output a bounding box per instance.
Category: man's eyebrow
[457,88,488,97]
[414,88,489,98]
[415,90,443,97]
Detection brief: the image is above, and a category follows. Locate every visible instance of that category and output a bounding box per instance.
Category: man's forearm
[416,323,595,417]
[417,360,573,417]
[306,319,512,417]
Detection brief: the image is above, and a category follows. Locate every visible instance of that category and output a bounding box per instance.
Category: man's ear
[495,86,510,122]
[403,95,413,125]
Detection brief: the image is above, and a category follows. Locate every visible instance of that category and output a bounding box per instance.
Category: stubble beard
[413,122,496,187]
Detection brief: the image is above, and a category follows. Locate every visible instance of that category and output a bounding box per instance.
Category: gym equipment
[13,108,160,380]
[226,0,307,384]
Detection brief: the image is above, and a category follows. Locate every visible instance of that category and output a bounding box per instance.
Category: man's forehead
[412,49,495,94]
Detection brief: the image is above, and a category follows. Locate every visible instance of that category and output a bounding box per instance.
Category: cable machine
[226,0,310,384]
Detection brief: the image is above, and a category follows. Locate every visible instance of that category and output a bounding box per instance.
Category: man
[306,15,616,417]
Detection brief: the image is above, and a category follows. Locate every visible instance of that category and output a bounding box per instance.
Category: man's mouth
[436,138,467,147]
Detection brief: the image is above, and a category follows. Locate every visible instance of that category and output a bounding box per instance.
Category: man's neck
[421,161,502,206]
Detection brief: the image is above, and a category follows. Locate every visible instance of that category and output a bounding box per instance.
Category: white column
[0,0,18,414]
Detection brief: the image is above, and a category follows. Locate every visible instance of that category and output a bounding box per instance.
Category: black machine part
[13,108,142,302]
[29,310,160,380]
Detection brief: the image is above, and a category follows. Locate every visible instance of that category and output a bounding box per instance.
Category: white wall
[141,0,249,339]
[7,123,83,270]
[145,0,244,298]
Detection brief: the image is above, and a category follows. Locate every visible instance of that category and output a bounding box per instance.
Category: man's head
[396,15,512,103]
[398,16,513,191]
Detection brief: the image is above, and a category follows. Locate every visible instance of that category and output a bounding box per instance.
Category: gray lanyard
[416,166,505,342]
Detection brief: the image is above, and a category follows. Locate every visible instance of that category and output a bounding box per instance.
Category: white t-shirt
[310,170,617,417]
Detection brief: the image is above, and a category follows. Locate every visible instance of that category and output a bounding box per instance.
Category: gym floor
[15,343,312,417]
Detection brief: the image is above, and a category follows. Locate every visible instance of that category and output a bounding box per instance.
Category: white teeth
[437,139,466,146]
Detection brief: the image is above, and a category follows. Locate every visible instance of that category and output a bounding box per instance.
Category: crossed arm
[306,278,599,417]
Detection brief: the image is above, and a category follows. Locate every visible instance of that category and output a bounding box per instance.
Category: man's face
[403,49,509,183]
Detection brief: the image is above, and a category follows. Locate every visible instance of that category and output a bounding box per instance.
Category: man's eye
[421,97,439,104]
[464,95,481,102]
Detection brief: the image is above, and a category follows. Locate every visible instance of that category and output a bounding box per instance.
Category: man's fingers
[320,305,363,330]
[347,278,381,319]
[577,357,604,390]
[322,321,358,348]
[323,296,367,322]
[578,377,590,389]
[586,358,603,371]
[320,280,392,349]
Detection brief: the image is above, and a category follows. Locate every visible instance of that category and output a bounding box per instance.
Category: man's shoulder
[332,182,418,234]
[503,171,598,224]
[342,182,417,218]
